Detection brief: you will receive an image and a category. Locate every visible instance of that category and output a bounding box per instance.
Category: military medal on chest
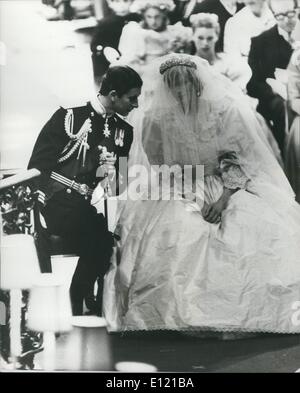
[114,129,124,147]
[103,117,111,138]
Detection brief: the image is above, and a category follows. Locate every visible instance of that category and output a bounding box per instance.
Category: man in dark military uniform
[28,66,143,315]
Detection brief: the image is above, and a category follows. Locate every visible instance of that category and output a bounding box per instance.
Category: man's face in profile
[113,87,141,117]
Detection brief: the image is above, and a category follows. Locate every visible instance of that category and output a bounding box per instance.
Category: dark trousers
[257,94,286,156]
[36,191,113,315]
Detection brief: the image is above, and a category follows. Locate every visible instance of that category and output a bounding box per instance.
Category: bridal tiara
[159,57,197,74]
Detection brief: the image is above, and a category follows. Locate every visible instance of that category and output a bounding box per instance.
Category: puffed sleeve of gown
[217,102,255,190]
[218,151,250,190]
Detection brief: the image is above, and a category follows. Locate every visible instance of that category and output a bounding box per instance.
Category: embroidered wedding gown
[103,55,300,334]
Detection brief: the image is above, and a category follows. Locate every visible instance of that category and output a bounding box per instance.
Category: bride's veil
[103,54,300,330]
[116,54,298,228]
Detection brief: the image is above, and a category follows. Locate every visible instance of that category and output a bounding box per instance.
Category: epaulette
[59,98,88,111]
[59,101,91,122]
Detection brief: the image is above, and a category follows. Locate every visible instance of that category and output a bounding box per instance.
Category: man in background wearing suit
[247,0,299,155]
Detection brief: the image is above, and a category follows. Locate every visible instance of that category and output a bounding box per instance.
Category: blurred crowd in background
[36,0,300,202]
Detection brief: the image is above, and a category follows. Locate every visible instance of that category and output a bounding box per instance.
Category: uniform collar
[90,94,114,118]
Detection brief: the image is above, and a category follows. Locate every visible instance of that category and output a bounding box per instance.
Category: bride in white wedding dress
[103,54,300,335]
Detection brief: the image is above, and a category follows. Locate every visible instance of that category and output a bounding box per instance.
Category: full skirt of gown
[103,174,300,334]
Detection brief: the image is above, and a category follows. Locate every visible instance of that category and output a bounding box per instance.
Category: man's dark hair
[99,66,143,97]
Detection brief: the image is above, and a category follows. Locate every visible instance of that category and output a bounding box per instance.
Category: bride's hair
[160,60,203,113]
